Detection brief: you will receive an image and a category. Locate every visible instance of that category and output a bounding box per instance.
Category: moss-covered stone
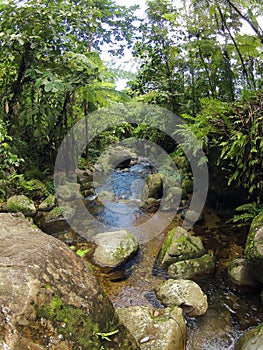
[158,226,206,268]
[244,212,263,283]
[6,195,36,217]
[235,322,263,350]
[168,254,216,280]
[56,183,81,201]
[142,173,163,200]
[93,230,139,270]
[38,194,56,211]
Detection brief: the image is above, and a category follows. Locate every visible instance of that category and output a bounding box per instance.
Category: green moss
[36,295,116,349]
[6,195,36,216]
[158,227,177,265]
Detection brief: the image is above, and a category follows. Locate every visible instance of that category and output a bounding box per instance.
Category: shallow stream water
[84,161,263,350]
[44,160,263,349]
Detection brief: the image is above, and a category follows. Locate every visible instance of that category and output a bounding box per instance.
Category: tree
[0,0,137,169]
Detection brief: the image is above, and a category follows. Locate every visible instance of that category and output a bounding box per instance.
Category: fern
[232,202,263,227]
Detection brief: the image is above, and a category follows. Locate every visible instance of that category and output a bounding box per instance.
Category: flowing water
[43,160,263,349]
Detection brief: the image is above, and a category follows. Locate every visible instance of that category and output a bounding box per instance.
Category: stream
[49,160,263,349]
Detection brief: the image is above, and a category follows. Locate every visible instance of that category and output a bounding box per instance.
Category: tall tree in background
[128,0,262,114]
[0,0,137,168]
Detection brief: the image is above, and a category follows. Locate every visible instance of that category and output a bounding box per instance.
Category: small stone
[155,279,208,317]
[93,230,139,269]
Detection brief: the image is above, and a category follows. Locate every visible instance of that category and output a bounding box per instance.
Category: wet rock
[140,198,160,212]
[38,194,57,211]
[96,146,137,172]
[155,279,208,317]
[228,258,259,290]
[117,305,186,350]
[142,173,163,200]
[56,182,81,201]
[235,322,263,350]
[168,254,216,280]
[181,210,204,225]
[6,195,36,217]
[158,226,206,268]
[161,186,184,211]
[0,213,139,350]
[245,212,263,283]
[93,230,139,270]
[97,190,115,202]
[37,206,75,234]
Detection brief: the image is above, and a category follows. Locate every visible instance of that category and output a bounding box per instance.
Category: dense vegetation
[0,0,262,219]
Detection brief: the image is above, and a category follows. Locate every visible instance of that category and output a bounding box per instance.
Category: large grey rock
[245,212,263,283]
[158,226,206,268]
[93,230,139,269]
[6,195,36,217]
[228,258,259,289]
[168,254,216,280]
[0,213,139,350]
[117,306,186,350]
[235,322,263,350]
[155,279,208,317]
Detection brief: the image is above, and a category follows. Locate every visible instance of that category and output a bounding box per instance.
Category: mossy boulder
[235,322,263,350]
[142,173,163,200]
[7,195,36,217]
[244,212,263,283]
[117,306,186,350]
[228,258,259,290]
[0,213,139,350]
[19,179,47,199]
[168,254,216,280]
[158,226,206,268]
[38,194,57,211]
[56,182,81,201]
[92,230,139,270]
[155,279,208,318]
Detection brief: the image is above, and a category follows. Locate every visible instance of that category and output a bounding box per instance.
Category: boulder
[0,213,139,350]
[161,186,184,212]
[244,212,263,283]
[56,182,81,201]
[155,279,208,317]
[158,226,206,268]
[235,322,263,350]
[142,173,163,200]
[93,230,139,270]
[228,258,259,289]
[6,195,36,217]
[38,194,57,211]
[117,306,186,350]
[168,254,216,280]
